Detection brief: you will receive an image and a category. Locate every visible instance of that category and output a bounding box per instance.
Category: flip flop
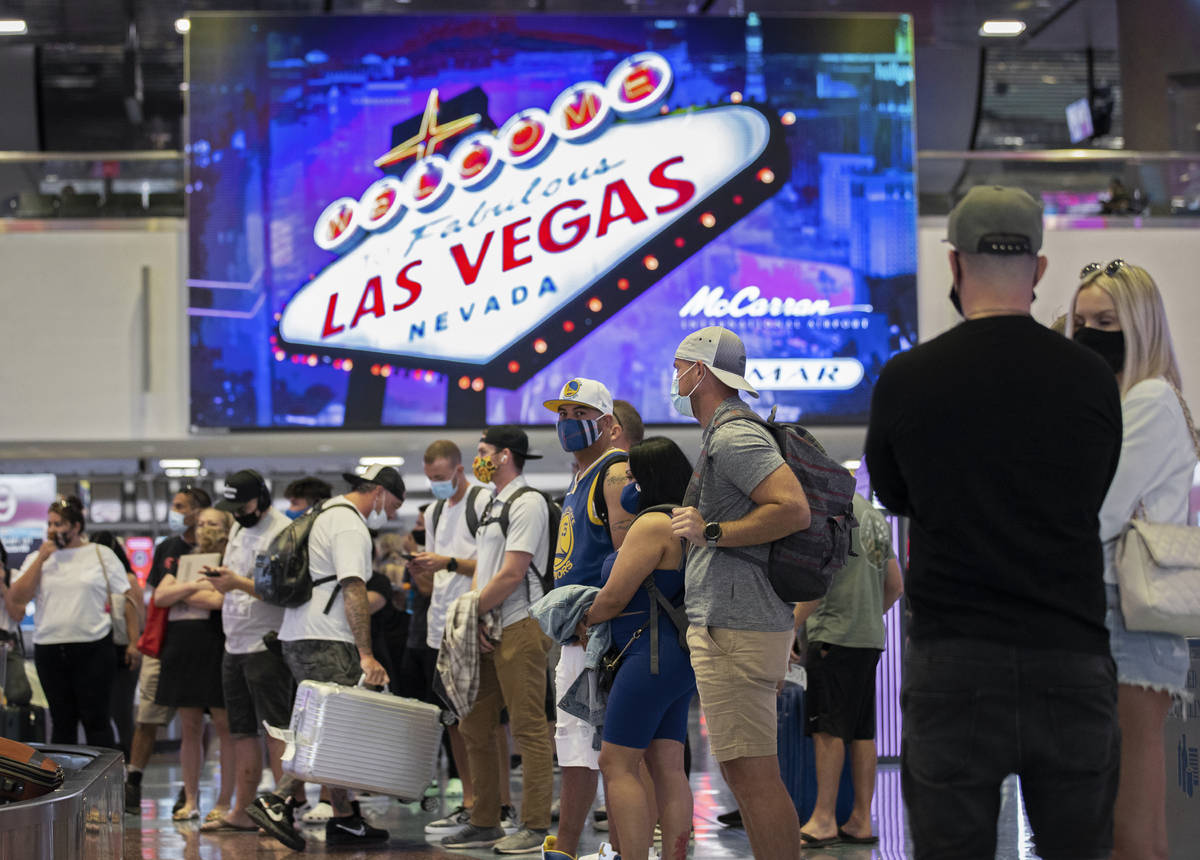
[205,808,230,823]
[800,831,839,848]
[837,828,879,845]
[172,808,200,821]
[200,817,258,833]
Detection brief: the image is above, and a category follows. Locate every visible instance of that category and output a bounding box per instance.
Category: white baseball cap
[543,377,614,416]
[674,326,759,397]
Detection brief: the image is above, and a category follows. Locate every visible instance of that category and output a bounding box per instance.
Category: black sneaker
[245,793,306,851]
[124,780,141,816]
[716,808,743,828]
[326,813,389,845]
[441,822,506,848]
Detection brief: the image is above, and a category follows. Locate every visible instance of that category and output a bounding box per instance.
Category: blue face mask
[284,509,304,521]
[619,481,641,514]
[167,509,188,533]
[429,477,457,500]
[557,417,602,452]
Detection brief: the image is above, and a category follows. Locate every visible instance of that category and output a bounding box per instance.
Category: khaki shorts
[135,655,176,725]
[686,625,792,763]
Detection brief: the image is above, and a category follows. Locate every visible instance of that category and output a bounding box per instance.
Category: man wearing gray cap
[669,325,810,860]
[865,186,1123,858]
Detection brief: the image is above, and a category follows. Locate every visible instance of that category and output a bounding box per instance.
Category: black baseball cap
[342,463,406,499]
[216,470,268,512]
[480,425,543,460]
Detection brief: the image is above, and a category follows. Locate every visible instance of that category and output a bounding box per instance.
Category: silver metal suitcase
[276,680,444,801]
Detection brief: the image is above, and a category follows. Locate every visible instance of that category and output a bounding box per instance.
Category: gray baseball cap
[674,326,759,397]
[947,185,1043,255]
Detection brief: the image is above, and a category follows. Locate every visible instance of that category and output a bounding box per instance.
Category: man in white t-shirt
[408,439,492,831]
[199,470,293,833]
[247,464,403,851]
[441,426,554,856]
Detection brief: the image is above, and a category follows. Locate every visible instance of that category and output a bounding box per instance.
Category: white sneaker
[500,804,519,832]
[301,801,333,823]
[579,842,621,860]
[426,804,472,832]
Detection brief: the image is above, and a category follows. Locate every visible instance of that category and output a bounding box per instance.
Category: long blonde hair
[1067,262,1182,397]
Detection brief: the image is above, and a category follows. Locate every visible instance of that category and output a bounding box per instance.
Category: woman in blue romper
[578,437,696,860]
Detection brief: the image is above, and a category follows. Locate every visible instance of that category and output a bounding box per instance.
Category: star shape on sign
[374,89,482,169]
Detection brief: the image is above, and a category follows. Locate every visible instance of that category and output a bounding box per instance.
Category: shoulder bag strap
[1166,381,1200,461]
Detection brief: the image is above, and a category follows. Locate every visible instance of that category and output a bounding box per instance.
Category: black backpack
[482,486,561,596]
[253,499,362,613]
[685,405,858,603]
[428,485,487,541]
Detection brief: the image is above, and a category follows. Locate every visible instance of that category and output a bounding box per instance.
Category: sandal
[172,807,200,821]
[205,808,230,823]
[200,816,258,833]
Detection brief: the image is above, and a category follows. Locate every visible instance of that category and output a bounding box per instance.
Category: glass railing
[0,151,184,218]
[917,150,1200,218]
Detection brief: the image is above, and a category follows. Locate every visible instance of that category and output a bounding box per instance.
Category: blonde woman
[1069,260,1199,860]
[153,507,237,822]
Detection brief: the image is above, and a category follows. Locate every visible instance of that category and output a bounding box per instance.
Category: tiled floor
[123,705,1040,859]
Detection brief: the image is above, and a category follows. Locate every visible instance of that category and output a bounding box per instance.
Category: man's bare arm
[341,578,373,656]
[604,462,634,550]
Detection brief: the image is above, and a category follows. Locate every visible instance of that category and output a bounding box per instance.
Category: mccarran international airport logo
[277,52,791,385]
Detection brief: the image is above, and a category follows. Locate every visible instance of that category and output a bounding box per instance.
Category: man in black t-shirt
[865,186,1122,859]
[125,487,211,815]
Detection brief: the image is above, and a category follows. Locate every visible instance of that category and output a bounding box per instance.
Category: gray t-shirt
[684,397,794,632]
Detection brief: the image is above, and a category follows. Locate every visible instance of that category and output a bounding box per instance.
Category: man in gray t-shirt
[668,326,811,860]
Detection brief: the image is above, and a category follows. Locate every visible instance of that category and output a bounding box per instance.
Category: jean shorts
[1104,584,1189,696]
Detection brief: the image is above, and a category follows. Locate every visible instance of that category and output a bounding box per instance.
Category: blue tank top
[553,448,628,589]
[599,550,686,644]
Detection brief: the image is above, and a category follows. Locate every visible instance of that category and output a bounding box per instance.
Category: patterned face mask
[473,454,499,484]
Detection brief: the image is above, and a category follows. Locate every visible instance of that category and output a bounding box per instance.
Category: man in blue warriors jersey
[541,378,634,860]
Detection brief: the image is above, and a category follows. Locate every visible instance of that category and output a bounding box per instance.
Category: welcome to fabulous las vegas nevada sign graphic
[277,51,858,388]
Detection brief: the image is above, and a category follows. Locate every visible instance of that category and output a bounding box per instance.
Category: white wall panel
[0,222,188,442]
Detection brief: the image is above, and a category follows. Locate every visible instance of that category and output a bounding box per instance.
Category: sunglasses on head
[1079,259,1126,280]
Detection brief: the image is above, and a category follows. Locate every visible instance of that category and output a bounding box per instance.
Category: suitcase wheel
[438,710,457,727]
[420,795,439,812]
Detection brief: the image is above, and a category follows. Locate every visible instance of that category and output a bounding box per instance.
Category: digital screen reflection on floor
[187,13,917,430]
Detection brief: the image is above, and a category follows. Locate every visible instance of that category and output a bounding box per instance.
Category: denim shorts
[1104,584,1189,696]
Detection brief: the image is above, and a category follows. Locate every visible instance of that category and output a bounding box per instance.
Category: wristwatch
[446,557,458,573]
[704,522,723,547]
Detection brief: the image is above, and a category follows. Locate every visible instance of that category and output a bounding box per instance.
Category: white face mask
[670,362,704,418]
[365,494,389,529]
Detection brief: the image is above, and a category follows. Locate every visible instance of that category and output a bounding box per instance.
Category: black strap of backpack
[464,485,484,537]
[429,499,446,542]
[632,505,690,674]
[309,500,365,614]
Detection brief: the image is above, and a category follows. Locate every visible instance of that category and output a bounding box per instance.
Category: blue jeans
[901,638,1119,860]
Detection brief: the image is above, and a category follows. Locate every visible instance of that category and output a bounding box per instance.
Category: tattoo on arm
[341,579,373,656]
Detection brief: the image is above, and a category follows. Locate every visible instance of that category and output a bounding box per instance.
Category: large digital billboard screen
[187,13,916,430]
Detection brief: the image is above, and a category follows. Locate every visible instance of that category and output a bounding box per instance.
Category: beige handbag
[1114,382,1200,636]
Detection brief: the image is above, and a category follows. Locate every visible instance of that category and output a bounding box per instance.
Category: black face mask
[410,529,426,546]
[1074,327,1126,374]
[234,509,264,529]
[948,285,963,317]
